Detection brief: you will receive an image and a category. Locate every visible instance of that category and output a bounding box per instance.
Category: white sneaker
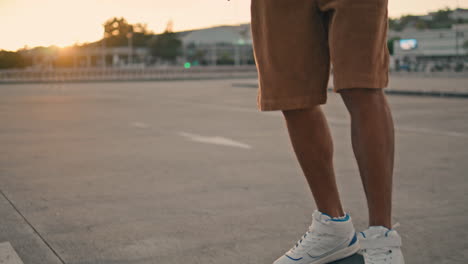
[358,226,405,264]
[273,210,360,264]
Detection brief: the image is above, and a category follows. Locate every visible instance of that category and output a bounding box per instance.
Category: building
[23,24,254,68]
[179,24,254,66]
[391,25,468,57]
[390,24,468,71]
[450,8,468,21]
[21,19,468,71]
[20,46,150,69]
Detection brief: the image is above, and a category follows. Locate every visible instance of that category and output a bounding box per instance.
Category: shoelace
[288,226,335,254]
[361,223,400,264]
[288,230,311,254]
[361,248,393,264]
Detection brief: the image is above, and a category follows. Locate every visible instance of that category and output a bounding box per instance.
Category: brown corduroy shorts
[250,0,390,111]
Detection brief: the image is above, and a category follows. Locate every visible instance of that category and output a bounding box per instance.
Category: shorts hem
[257,95,327,111]
[333,76,389,92]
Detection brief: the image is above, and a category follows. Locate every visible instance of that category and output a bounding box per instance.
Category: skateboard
[330,253,364,264]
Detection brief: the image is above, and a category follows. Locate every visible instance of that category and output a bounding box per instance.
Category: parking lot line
[0,242,24,264]
[178,131,252,149]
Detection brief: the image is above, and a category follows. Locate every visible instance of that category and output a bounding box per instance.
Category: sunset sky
[1,0,467,51]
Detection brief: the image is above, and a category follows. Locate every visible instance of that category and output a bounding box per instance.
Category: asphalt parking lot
[1,78,467,264]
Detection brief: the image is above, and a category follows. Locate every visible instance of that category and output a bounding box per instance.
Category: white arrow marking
[131,122,150,129]
[178,132,252,149]
[0,242,24,264]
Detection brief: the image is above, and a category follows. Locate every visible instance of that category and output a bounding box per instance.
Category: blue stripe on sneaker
[286,255,303,261]
[321,212,350,222]
[329,214,350,222]
[360,231,366,238]
[385,229,391,237]
[348,233,358,246]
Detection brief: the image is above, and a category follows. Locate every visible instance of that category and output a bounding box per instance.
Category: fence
[0,66,258,83]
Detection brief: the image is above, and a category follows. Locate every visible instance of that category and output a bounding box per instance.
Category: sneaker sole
[307,242,361,264]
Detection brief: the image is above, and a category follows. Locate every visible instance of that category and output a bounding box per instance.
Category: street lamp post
[127,31,133,65]
[102,29,107,68]
[454,0,461,62]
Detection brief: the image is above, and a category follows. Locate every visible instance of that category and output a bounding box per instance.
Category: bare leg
[282,106,344,218]
[340,89,394,229]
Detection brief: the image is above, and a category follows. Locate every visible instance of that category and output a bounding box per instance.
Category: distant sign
[399,39,418,50]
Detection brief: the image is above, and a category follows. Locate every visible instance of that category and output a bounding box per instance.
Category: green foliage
[414,20,429,30]
[429,8,455,29]
[132,23,153,47]
[217,51,234,65]
[0,50,30,69]
[54,55,75,68]
[185,43,208,65]
[387,37,401,55]
[148,30,182,62]
[463,40,468,54]
[389,7,468,31]
[389,15,421,31]
[101,17,153,47]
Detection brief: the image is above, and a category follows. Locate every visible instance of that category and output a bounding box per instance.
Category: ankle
[317,208,346,219]
[369,220,392,230]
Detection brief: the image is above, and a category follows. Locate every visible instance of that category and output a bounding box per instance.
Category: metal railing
[0,65,258,83]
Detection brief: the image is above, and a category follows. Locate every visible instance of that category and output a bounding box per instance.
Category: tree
[0,50,30,69]
[185,43,208,65]
[463,40,468,54]
[102,17,134,47]
[130,23,153,47]
[133,23,151,35]
[414,20,428,30]
[148,22,182,63]
[104,17,133,37]
[387,37,400,55]
[428,7,454,29]
[100,17,153,48]
[389,15,420,31]
[388,7,462,31]
[217,51,234,65]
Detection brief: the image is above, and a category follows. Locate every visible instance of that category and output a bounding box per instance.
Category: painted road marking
[0,242,24,264]
[328,118,468,138]
[194,103,468,138]
[178,132,252,149]
[131,122,150,129]
[170,102,468,139]
[396,126,468,138]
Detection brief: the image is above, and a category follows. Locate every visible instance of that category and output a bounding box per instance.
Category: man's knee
[282,106,321,120]
[340,88,384,100]
[340,88,387,113]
